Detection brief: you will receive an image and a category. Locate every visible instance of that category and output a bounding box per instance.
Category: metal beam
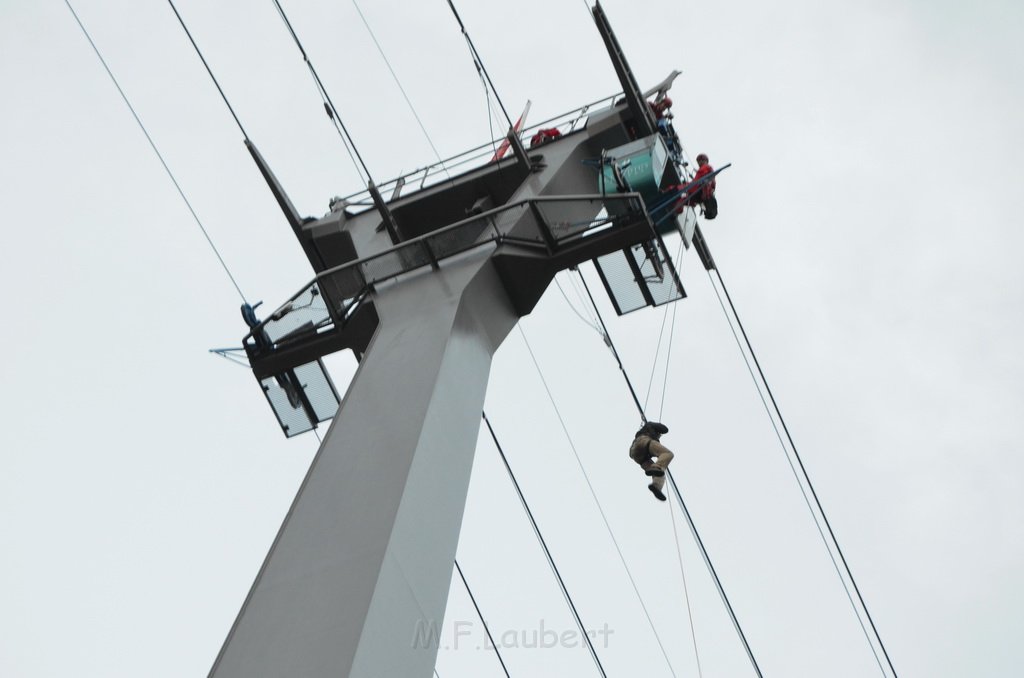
[211,252,518,677]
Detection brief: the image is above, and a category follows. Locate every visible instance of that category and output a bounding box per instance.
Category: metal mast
[211,5,689,676]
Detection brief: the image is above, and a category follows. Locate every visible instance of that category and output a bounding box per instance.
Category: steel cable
[64,0,249,304]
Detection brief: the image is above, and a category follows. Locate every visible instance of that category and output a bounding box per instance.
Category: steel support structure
[211,5,680,676]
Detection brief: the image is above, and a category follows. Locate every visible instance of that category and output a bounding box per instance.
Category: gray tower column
[211,250,518,678]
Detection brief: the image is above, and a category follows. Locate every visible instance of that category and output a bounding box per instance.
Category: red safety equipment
[529,128,562,148]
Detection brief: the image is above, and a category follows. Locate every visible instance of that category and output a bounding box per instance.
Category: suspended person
[629,421,674,501]
[690,153,718,219]
[669,153,718,220]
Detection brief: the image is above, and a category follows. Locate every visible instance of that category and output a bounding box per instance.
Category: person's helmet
[696,153,709,164]
[661,96,673,109]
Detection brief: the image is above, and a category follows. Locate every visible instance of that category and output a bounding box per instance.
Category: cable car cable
[704,250,899,678]
[482,411,606,676]
[444,0,515,129]
[703,264,885,676]
[517,327,679,678]
[573,269,765,677]
[270,0,372,185]
[63,0,249,305]
[454,559,512,678]
[667,489,703,678]
[165,0,249,142]
[665,471,763,677]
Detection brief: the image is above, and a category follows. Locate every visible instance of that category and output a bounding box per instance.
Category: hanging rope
[64,0,249,305]
[642,237,685,415]
[573,269,765,677]
[454,559,512,678]
[482,412,607,677]
[575,272,648,420]
[554,275,603,336]
[652,240,702,675]
[703,243,899,677]
[518,326,679,678]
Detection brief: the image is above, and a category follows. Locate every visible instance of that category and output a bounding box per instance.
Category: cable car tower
[213,4,715,676]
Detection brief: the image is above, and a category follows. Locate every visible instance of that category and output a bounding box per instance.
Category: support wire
[482,412,607,677]
[704,249,898,678]
[166,0,249,141]
[64,0,248,304]
[271,0,373,185]
[665,471,762,677]
[518,327,679,678]
[667,488,703,678]
[454,559,512,678]
[444,0,515,129]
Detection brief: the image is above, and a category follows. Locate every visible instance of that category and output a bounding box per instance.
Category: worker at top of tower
[649,96,673,119]
[628,421,674,502]
[670,153,718,220]
[693,153,718,219]
[530,127,562,148]
[648,96,683,164]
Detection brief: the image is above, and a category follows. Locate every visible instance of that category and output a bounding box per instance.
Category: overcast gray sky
[2,0,1023,676]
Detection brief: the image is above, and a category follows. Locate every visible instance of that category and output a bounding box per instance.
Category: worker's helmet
[696,153,709,164]
[661,96,673,108]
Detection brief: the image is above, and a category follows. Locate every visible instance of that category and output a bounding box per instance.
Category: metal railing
[332,93,621,210]
[245,192,646,355]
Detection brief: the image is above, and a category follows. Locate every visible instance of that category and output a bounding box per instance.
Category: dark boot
[645,465,665,477]
[648,483,667,501]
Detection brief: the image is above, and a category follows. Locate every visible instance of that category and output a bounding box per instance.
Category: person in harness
[629,421,674,501]
[648,96,683,165]
[671,153,720,220]
[689,153,718,219]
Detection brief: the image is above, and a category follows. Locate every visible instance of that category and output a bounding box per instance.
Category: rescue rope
[482,412,607,677]
[703,244,899,678]
[648,240,703,675]
[554,274,603,336]
[574,269,765,677]
[575,273,648,420]
[643,238,685,415]
[64,0,249,305]
[518,326,680,678]
[454,559,512,678]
